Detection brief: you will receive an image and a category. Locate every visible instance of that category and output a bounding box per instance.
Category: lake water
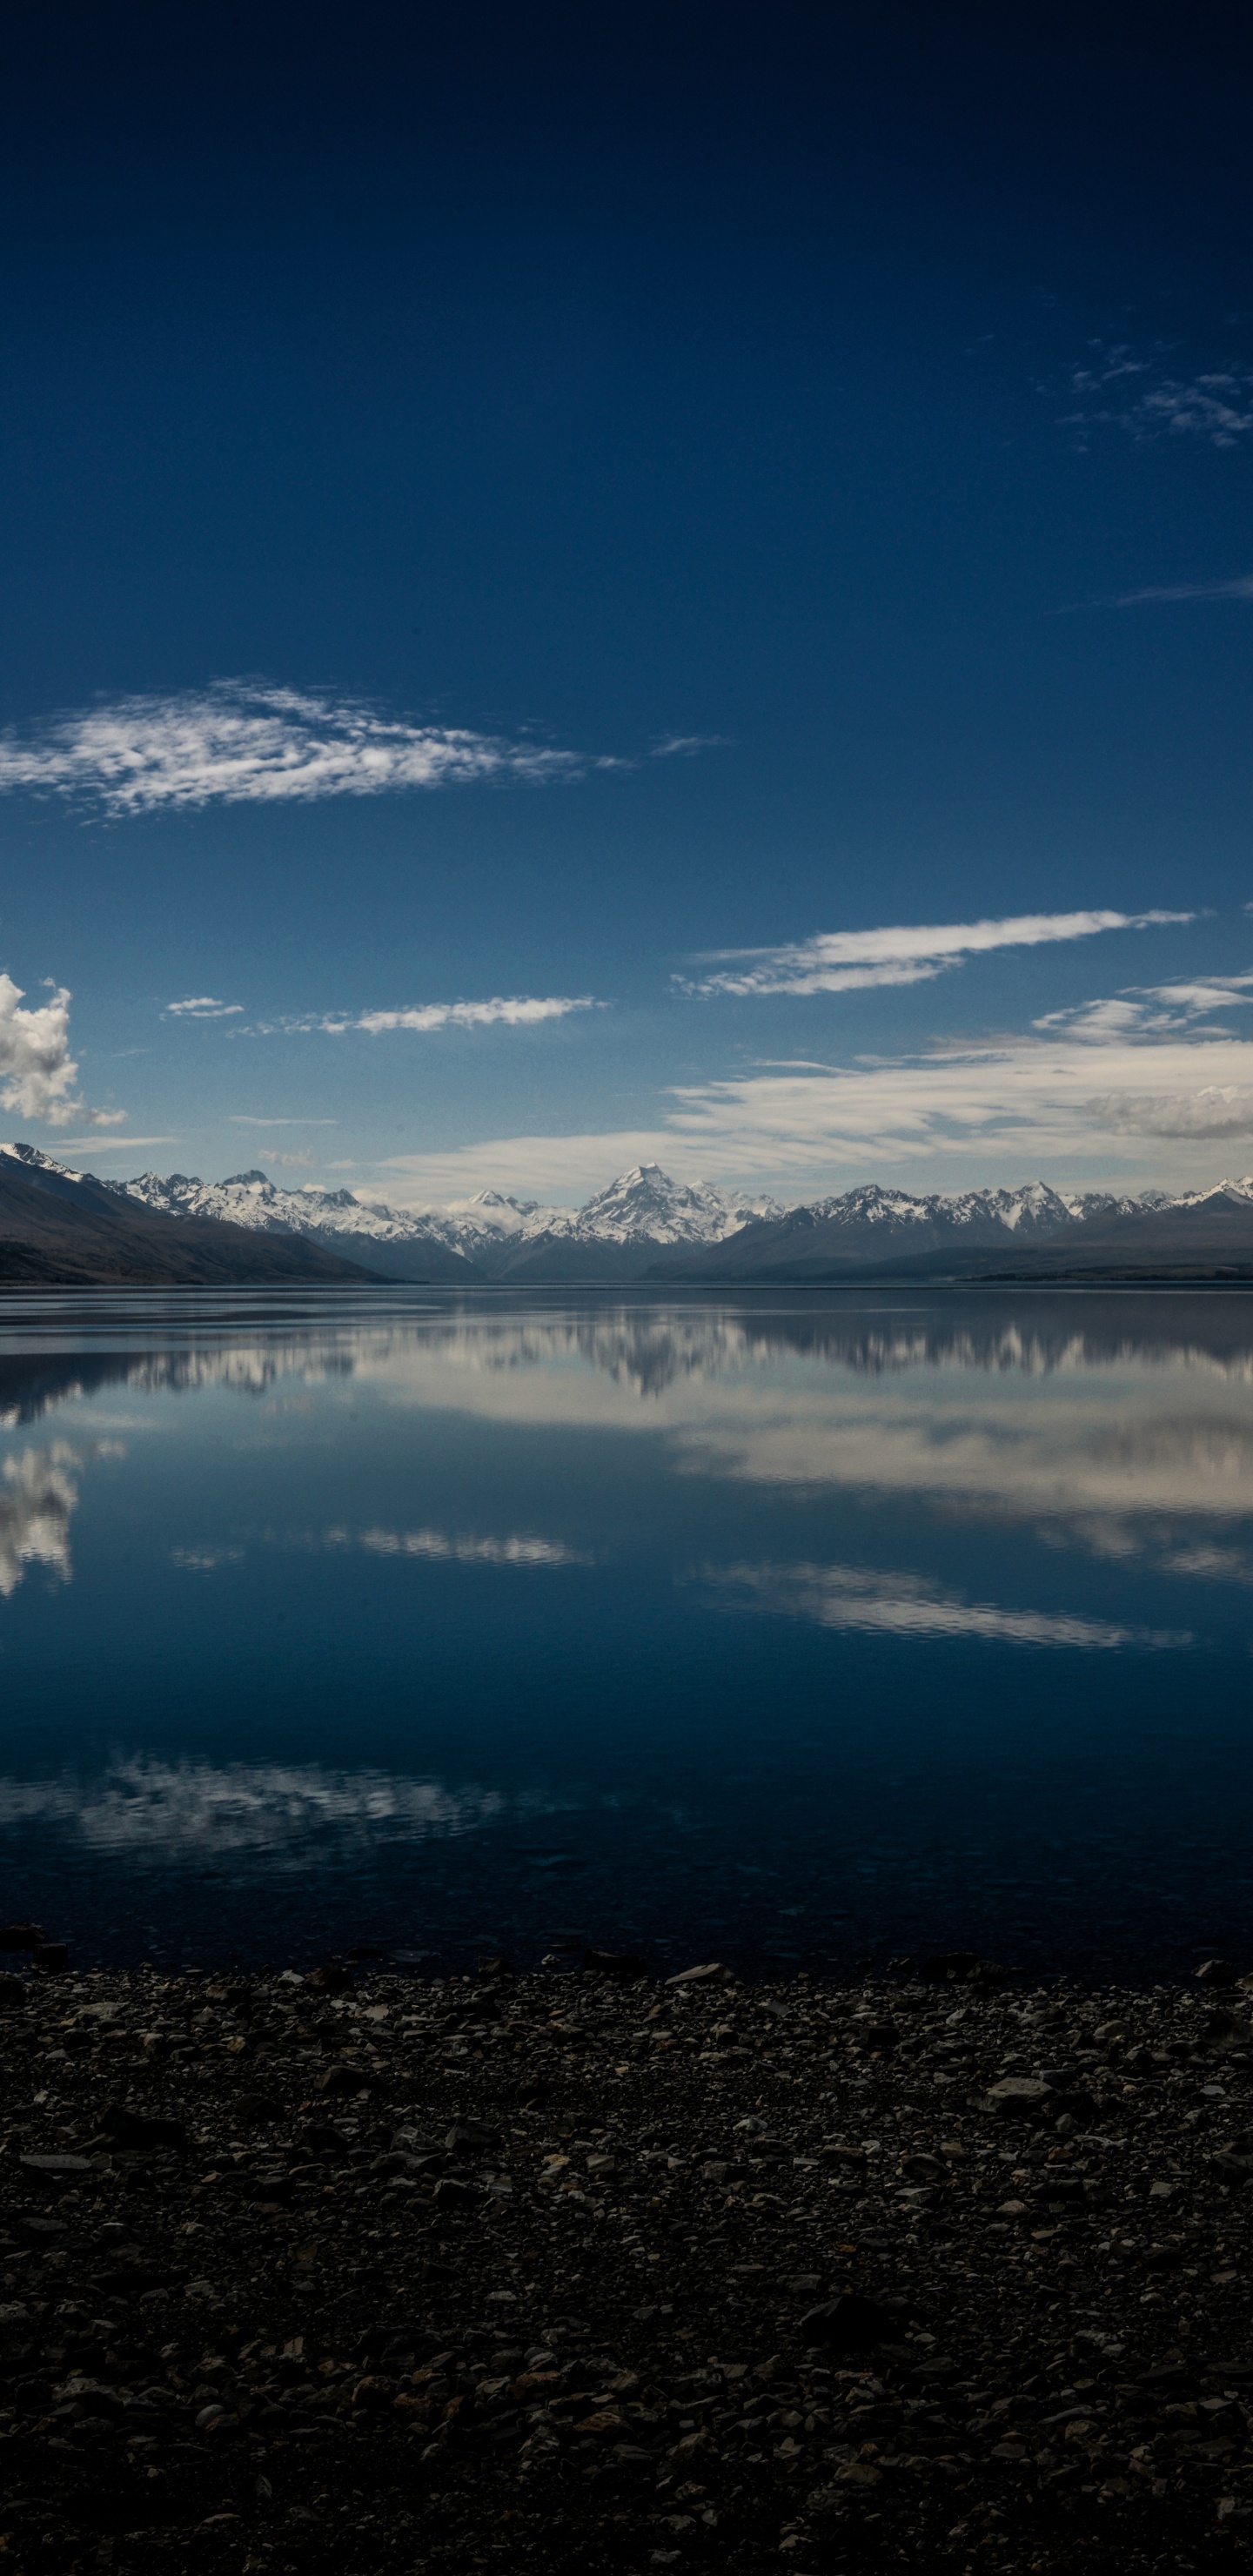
[2,1284,1251,1982]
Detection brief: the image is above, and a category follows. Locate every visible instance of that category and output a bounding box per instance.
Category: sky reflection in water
[1,1285,1250,1979]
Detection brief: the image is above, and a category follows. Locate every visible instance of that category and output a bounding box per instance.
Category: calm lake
[2,1285,1251,1981]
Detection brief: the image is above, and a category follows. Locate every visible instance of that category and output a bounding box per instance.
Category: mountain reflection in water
[0,1285,1250,1978]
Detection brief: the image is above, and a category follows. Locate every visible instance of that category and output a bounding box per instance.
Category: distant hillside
[0,1148,384,1286]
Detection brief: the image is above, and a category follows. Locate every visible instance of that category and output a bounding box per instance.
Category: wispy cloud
[0,681,613,815]
[164,996,243,1018]
[56,1135,179,1150]
[0,972,124,1129]
[1061,345,1253,449]
[1035,976,1253,1043]
[679,908,1189,1002]
[1104,574,1253,607]
[265,994,598,1037]
[229,1116,339,1126]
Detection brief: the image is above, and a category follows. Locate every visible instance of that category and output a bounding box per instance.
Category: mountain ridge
[0,1144,384,1286]
[5,1144,1252,1285]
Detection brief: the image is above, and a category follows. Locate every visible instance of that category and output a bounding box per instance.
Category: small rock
[983,2076,1052,2112]
[316,2063,365,2098]
[445,2121,501,2155]
[584,1949,647,1980]
[304,1962,352,1995]
[917,1951,981,1982]
[100,2105,188,2150]
[798,2291,903,2351]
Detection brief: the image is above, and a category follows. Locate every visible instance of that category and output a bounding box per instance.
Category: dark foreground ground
[3,1948,1253,2575]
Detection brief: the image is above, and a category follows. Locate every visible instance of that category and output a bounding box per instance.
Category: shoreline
[2,1953,1251,2572]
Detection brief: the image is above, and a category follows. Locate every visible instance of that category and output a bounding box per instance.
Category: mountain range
[3,1144,1253,1285]
[0,1146,377,1286]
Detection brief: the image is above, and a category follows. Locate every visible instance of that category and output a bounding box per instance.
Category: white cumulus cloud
[0,681,605,815]
[0,973,123,1130]
[270,995,597,1037]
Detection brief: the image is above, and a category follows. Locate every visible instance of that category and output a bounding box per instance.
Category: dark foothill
[31,1942,69,1974]
[0,1973,26,2009]
[1195,1957,1241,1985]
[0,1921,45,1950]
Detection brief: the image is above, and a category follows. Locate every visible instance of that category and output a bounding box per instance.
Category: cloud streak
[165,996,243,1018]
[0,681,611,815]
[268,995,597,1037]
[0,973,123,1129]
[679,909,1189,1001]
[1106,574,1253,607]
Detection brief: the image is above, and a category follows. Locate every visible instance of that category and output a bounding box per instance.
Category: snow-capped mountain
[119,1166,446,1244]
[649,1172,1253,1283]
[103,1158,786,1278]
[8,1144,1253,1283]
[517,1164,784,1246]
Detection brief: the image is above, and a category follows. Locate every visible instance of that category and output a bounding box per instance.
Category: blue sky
[2,1,1252,1204]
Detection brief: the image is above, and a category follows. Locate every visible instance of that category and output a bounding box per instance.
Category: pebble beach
[3,1942,1252,2573]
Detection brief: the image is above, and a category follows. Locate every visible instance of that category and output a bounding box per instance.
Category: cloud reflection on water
[696,1558,1192,1651]
[0,1443,79,1595]
[0,1755,560,1868]
[3,1291,1253,1600]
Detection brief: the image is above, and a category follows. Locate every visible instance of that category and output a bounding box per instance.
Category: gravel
[2,1949,1252,2572]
